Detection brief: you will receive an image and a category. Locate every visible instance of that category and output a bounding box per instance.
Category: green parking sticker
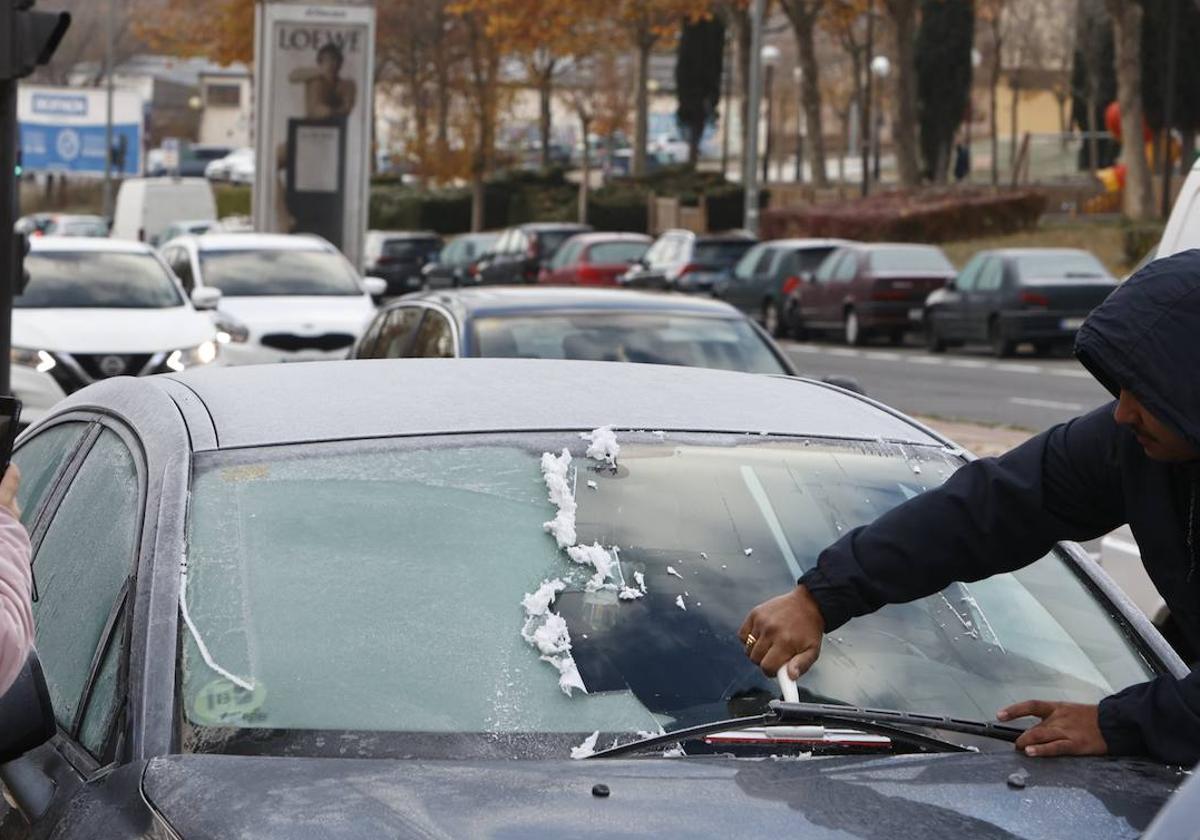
[192,678,267,726]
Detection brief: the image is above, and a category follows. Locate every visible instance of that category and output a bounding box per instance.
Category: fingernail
[997,712,1008,721]
[1024,747,1036,757]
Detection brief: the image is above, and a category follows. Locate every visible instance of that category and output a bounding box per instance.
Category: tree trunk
[579,114,591,223]
[887,0,922,187]
[633,35,653,177]
[787,6,829,186]
[471,172,485,232]
[989,48,1001,186]
[1183,128,1196,175]
[1085,95,1099,174]
[1008,80,1020,168]
[1106,0,1155,219]
[538,62,555,170]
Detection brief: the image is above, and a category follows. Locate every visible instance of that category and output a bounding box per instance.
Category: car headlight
[166,340,218,372]
[213,314,250,344]
[11,348,56,373]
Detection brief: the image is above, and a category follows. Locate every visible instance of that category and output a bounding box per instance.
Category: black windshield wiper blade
[772,702,1025,743]
[586,702,987,760]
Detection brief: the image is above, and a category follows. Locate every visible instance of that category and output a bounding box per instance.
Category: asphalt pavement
[784,338,1112,431]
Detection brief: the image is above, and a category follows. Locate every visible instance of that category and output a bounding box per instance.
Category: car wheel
[844,309,866,346]
[925,320,946,353]
[989,318,1014,358]
[763,300,788,339]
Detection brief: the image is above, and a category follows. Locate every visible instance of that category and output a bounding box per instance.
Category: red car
[789,242,956,345]
[538,232,652,286]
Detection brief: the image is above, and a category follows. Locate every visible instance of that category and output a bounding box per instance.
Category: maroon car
[537,232,652,287]
[790,243,956,345]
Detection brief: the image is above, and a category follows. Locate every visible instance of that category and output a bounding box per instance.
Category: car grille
[48,352,160,395]
[259,333,356,352]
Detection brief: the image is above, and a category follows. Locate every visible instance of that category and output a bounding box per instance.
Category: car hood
[13,306,215,353]
[141,751,1183,839]
[215,295,376,333]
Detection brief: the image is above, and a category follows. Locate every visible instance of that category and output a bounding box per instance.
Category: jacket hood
[1075,248,1200,449]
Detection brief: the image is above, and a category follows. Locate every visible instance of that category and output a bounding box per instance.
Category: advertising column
[253,2,375,270]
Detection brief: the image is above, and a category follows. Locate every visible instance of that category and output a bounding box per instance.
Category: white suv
[14,238,221,424]
[159,234,384,365]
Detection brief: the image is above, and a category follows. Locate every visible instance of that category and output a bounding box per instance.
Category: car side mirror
[363,277,388,298]
[190,287,222,311]
[0,653,56,764]
[819,375,866,396]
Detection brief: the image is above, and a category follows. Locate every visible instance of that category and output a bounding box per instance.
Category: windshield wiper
[586,701,1019,759]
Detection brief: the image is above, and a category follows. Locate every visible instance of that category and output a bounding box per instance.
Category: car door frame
[966,256,1005,340]
[403,302,462,358]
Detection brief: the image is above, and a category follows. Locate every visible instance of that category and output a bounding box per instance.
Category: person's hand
[738,585,826,680]
[997,700,1107,757]
[0,464,20,521]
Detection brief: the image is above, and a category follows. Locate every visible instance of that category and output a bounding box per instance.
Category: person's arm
[0,466,32,697]
[742,404,1126,677]
[1095,670,1200,764]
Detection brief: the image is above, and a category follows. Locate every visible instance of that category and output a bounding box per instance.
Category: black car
[177,144,234,178]
[924,248,1118,357]
[0,360,1188,837]
[476,223,592,285]
[420,231,500,288]
[363,230,444,296]
[620,229,757,293]
[350,286,798,375]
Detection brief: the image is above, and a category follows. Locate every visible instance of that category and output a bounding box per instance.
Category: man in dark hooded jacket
[740,249,1200,766]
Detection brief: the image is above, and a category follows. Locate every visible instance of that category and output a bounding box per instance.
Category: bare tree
[884,0,922,187]
[779,0,830,185]
[34,0,146,85]
[1106,0,1155,219]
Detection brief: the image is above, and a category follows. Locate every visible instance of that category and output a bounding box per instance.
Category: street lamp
[760,44,781,186]
[793,66,805,183]
[870,55,890,184]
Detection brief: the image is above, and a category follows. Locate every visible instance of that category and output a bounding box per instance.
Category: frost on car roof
[145,358,942,451]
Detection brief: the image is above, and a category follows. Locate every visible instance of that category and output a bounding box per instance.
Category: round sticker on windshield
[192,678,267,726]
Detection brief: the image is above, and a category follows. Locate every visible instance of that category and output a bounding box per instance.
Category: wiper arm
[586,702,1000,760]
[772,702,1024,743]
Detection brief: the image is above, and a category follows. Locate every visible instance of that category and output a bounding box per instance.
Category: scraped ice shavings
[519,576,586,696]
[666,565,683,579]
[540,449,577,548]
[744,548,754,556]
[675,595,687,611]
[586,480,598,490]
[581,425,620,467]
[571,731,601,759]
[521,578,566,616]
[567,542,620,591]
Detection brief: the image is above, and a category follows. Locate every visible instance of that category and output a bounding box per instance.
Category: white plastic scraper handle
[777,665,800,703]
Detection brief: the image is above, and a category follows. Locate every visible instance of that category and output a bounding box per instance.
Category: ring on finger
[744,633,757,651]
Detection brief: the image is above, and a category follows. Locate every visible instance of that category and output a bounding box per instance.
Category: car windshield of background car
[537,231,579,259]
[472,313,790,375]
[19,252,185,308]
[382,238,441,261]
[588,242,649,264]
[1015,252,1108,280]
[198,249,362,296]
[870,247,955,273]
[693,240,755,267]
[181,433,1154,758]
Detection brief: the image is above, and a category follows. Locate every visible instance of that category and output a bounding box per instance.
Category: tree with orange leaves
[132,0,253,67]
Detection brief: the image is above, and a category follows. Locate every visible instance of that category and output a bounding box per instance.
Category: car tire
[763,300,788,339]
[925,320,946,353]
[844,309,867,346]
[989,318,1014,358]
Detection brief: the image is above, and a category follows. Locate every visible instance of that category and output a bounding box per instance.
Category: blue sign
[19,122,141,175]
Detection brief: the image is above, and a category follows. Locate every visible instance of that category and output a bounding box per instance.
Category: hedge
[759,188,1047,243]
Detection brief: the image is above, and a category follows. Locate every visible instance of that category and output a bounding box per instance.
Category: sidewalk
[913,416,1033,458]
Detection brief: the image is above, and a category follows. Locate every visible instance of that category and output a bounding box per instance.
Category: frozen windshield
[19,251,184,308]
[1015,251,1109,280]
[181,433,1154,760]
[198,249,361,296]
[471,313,789,374]
[869,247,954,274]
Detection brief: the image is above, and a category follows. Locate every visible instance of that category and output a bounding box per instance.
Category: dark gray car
[420,231,500,288]
[0,360,1188,838]
[620,230,757,293]
[924,248,1118,357]
[476,223,592,285]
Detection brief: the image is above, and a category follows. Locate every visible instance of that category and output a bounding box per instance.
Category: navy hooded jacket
[798,248,1200,766]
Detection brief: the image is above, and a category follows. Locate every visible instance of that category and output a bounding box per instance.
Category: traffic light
[0,2,70,80]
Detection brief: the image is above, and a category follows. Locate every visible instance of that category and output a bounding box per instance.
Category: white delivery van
[1158,157,1200,258]
[111,178,217,246]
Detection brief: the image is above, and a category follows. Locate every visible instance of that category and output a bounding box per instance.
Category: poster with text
[253,2,375,269]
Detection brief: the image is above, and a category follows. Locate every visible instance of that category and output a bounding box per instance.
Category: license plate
[1061,317,1085,330]
[908,308,923,322]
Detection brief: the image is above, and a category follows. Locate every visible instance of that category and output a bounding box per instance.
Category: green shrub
[1121,221,1163,266]
[214,184,251,218]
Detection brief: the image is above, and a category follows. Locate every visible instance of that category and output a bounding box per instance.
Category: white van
[1158,157,1200,258]
[111,178,217,246]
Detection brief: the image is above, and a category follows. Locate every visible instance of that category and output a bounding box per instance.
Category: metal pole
[720,27,732,179]
[743,0,765,233]
[1161,0,1179,219]
[102,0,115,218]
[0,79,16,396]
[861,0,874,197]
[761,64,774,185]
[794,79,805,183]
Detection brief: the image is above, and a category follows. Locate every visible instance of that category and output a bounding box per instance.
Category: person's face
[318,52,341,80]
[1113,388,1200,462]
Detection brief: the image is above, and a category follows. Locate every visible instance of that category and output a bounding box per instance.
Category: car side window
[511,230,529,256]
[834,251,859,281]
[977,258,1004,292]
[370,307,424,358]
[407,311,456,358]
[169,249,195,294]
[12,422,90,529]
[752,248,776,275]
[814,251,842,282]
[354,312,387,359]
[955,254,985,292]
[32,429,140,738]
[732,246,762,280]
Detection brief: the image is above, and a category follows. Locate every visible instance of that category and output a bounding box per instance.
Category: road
[782,339,1113,430]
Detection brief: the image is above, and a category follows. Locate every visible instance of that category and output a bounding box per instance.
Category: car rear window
[693,240,755,267]
[869,247,954,273]
[535,230,583,259]
[382,238,441,260]
[1014,252,1108,281]
[587,242,649,264]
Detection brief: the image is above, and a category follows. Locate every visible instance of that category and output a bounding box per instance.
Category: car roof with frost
[60,358,945,450]
[400,286,746,319]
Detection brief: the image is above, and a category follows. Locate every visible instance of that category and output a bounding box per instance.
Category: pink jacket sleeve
[0,507,33,697]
